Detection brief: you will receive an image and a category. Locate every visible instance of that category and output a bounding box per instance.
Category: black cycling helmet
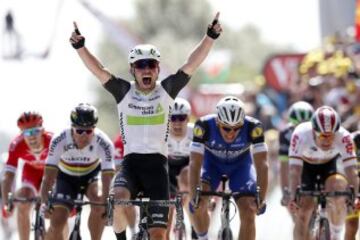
[70,103,98,127]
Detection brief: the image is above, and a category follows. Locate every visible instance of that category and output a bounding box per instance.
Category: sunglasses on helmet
[22,127,43,137]
[133,59,159,69]
[170,114,187,122]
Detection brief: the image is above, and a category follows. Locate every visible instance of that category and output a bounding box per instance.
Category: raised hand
[70,21,85,49]
[207,12,222,39]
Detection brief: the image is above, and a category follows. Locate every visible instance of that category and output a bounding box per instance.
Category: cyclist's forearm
[257,163,268,201]
[180,36,215,76]
[101,172,114,201]
[280,160,290,191]
[253,152,268,201]
[40,167,58,202]
[344,165,359,195]
[2,172,15,205]
[76,47,112,84]
[189,152,203,196]
[289,164,302,199]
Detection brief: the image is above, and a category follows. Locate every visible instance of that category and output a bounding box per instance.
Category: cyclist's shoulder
[50,129,69,146]
[244,115,262,125]
[94,128,113,144]
[293,121,312,135]
[8,134,26,152]
[196,114,216,125]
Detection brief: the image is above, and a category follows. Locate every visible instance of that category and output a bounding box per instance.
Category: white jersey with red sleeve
[5,131,53,173]
[113,134,124,167]
[289,122,356,167]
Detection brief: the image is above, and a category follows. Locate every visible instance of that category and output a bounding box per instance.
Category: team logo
[193,125,204,138]
[251,126,263,138]
[156,103,163,113]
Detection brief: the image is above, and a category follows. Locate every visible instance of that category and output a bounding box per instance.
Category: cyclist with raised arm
[70,12,222,240]
[2,112,52,240]
[288,106,359,240]
[344,130,360,240]
[40,103,115,240]
[166,97,195,240]
[189,96,268,240]
[279,101,314,207]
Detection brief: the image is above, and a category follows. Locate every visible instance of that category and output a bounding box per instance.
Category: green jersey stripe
[127,114,165,125]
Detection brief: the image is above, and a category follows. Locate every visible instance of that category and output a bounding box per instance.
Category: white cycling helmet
[172,98,191,116]
[128,44,161,64]
[216,96,245,126]
[288,101,314,125]
[311,106,340,133]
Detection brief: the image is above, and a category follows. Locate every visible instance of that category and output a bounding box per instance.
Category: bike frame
[295,184,354,239]
[48,192,106,240]
[195,176,234,240]
[7,192,45,240]
[107,194,184,240]
[194,176,263,240]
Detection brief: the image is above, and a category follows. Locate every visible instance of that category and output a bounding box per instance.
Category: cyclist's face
[217,122,242,143]
[23,127,44,150]
[314,131,335,150]
[72,127,94,148]
[132,59,159,92]
[170,114,189,137]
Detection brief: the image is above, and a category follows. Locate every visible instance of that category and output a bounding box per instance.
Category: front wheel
[34,214,45,240]
[218,227,233,240]
[317,218,330,240]
[174,223,187,240]
[34,229,45,240]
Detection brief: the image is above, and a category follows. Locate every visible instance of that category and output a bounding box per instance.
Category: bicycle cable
[229,200,237,222]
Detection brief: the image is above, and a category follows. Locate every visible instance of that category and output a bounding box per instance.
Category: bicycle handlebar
[111,198,178,207]
[295,186,354,205]
[7,192,41,212]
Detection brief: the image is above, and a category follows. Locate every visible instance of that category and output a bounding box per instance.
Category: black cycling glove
[207,19,220,39]
[71,28,85,49]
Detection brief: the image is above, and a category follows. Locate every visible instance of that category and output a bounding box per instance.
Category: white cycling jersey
[168,123,193,160]
[289,122,356,167]
[117,81,173,157]
[46,128,115,176]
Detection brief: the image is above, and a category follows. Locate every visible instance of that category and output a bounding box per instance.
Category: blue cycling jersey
[191,114,267,194]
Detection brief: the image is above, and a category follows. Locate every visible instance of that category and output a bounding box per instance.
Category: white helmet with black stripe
[172,98,191,116]
[128,44,161,64]
[216,96,245,126]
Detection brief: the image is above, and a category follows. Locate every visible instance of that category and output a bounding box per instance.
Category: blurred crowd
[237,34,360,191]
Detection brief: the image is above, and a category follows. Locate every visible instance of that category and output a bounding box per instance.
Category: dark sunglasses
[170,114,187,122]
[133,59,159,69]
[221,126,242,133]
[74,128,93,135]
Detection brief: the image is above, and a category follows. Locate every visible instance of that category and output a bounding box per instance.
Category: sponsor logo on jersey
[193,125,204,138]
[156,103,163,114]
[49,132,66,155]
[251,126,263,139]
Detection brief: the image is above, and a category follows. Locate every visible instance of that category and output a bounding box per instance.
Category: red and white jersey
[5,132,53,173]
[113,134,124,167]
[289,122,356,167]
